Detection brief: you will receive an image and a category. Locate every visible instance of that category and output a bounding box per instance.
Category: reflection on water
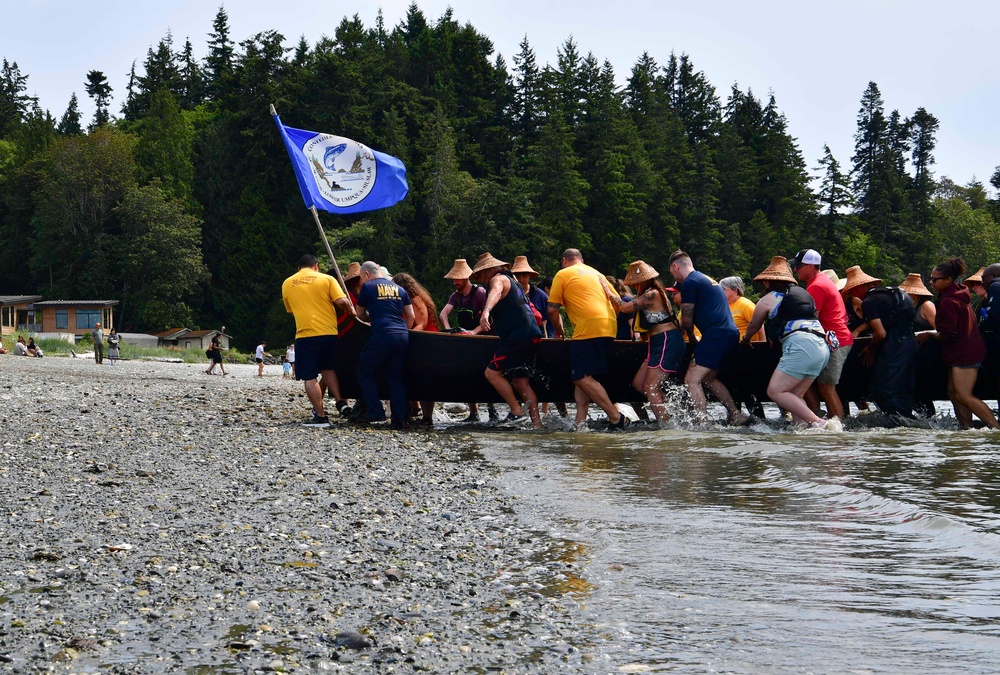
[476,417,1000,673]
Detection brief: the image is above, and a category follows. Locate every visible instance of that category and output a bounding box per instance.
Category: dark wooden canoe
[333,324,1000,405]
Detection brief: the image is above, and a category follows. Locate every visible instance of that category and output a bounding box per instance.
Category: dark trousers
[357,331,409,423]
[871,325,916,417]
[94,343,104,364]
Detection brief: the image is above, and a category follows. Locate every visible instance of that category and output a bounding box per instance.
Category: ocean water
[469,405,1000,673]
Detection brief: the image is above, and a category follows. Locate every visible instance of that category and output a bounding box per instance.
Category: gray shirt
[91,328,104,345]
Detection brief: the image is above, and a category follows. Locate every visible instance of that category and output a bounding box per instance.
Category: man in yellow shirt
[281,254,357,427]
[547,248,629,430]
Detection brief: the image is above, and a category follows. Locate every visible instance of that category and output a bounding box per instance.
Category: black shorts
[255,357,264,364]
[294,334,337,381]
[569,337,613,381]
[488,339,538,377]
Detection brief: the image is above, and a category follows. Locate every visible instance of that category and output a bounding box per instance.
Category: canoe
[333,323,1000,405]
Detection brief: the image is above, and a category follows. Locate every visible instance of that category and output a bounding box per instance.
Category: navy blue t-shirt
[680,270,737,336]
[357,279,411,333]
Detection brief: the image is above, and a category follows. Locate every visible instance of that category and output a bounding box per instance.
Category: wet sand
[0,356,598,672]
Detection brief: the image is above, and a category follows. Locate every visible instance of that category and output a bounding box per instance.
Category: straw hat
[899,273,932,297]
[471,252,509,277]
[623,260,659,286]
[344,261,361,281]
[753,256,796,283]
[841,265,882,293]
[966,267,985,285]
[443,258,474,280]
[821,269,847,291]
[510,256,539,277]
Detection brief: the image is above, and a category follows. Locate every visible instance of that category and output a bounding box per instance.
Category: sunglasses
[929,276,948,282]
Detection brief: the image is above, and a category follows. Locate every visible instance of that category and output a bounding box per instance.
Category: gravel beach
[0,356,601,673]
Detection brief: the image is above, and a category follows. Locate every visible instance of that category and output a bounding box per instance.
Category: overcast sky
[5,0,999,189]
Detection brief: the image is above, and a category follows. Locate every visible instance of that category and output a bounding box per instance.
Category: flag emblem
[304,135,377,206]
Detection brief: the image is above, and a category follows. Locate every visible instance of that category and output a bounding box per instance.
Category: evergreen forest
[3,4,1000,347]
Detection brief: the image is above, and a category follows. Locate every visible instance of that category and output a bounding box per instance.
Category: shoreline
[0,356,602,672]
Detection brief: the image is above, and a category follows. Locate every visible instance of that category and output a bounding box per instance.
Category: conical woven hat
[899,273,932,297]
[471,252,509,276]
[842,265,882,293]
[753,256,796,283]
[623,260,659,286]
[966,267,985,285]
[443,259,474,279]
[344,261,361,281]
[510,256,539,277]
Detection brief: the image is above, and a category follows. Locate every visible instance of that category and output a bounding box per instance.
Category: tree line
[2,3,1000,347]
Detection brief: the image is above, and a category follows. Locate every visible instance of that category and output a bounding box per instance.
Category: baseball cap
[791,249,822,267]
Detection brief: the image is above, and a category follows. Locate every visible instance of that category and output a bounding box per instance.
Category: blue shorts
[647,330,685,372]
[693,329,738,371]
[777,331,830,380]
[295,334,337,381]
[489,339,539,377]
[570,337,613,381]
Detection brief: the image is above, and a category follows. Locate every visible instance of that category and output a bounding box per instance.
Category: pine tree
[84,70,113,129]
[511,35,542,149]
[0,59,33,139]
[57,93,83,135]
[204,5,235,103]
[178,37,206,109]
[815,144,853,256]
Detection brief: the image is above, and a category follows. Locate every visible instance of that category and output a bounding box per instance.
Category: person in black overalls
[474,253,544,428]
[844,265,918,419]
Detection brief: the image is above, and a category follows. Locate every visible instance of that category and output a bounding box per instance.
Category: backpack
[866,286,916,327]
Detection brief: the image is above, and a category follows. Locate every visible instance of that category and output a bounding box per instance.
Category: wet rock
[334,630,372,650]
[384,567,404,582]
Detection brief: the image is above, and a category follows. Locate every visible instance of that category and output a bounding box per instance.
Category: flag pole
[309,205,348,295]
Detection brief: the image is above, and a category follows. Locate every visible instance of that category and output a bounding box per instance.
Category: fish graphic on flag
[273,114,408,214]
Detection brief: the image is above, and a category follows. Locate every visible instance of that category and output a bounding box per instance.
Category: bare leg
[512,376,541,428]
[950,367,999,429]
[574,375,620,425]
[304,379,326,417]
[484,367,525,415]
[642,367,669,421]
[767,371,821,424]
[817,382,845,420]
[319,369,344,402]
[573,385,591,425]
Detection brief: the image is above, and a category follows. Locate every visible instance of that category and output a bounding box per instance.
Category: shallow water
[472,405,1000,673]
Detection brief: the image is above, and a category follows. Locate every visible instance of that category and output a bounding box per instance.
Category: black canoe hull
[333,324,1000,405]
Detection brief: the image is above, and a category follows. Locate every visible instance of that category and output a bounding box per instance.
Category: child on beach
[282,357,292,379]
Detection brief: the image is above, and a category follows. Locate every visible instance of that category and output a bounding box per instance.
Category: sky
[5,0,999,190]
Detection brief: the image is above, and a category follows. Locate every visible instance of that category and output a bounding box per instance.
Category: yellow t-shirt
[281,268,346,338]
[548,263,618,340]
[730,296,766,341]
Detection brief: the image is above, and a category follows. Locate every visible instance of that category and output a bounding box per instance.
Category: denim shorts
[777,331,830,381]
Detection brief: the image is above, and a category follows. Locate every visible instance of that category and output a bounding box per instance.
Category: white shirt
[285,347,295,363]
[256,344,265,359]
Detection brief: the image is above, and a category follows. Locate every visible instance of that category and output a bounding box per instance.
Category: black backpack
[866,286,916,327]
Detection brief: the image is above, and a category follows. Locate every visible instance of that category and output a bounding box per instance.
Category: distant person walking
[91,322,105,364]
[205,334,226,376]
[285,343,296,379]
[255,341,266,377]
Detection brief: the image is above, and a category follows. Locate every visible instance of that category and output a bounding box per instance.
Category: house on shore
[0,295,43,335]
[32,300,118,337]
[155,328,231,351]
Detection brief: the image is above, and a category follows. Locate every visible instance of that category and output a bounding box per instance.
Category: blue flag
[273,114,408,214]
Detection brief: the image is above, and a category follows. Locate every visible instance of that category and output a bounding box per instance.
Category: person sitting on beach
[669,250,745,425]
[917,258,1000,429]
[26,337,43,358]
[792,249,853,421]
[475,252,543,428]
[548,248,630,430]
[355,261,415,429]
[440,258,498,423]
[741,256,831,428]
[13,336,29,356]
[844,265,918,419]
[606,261,683,424]
[282,253,357,427]
[720,277,765,342]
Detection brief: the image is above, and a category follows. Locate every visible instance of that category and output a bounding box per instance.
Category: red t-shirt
[806,273,854,347]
